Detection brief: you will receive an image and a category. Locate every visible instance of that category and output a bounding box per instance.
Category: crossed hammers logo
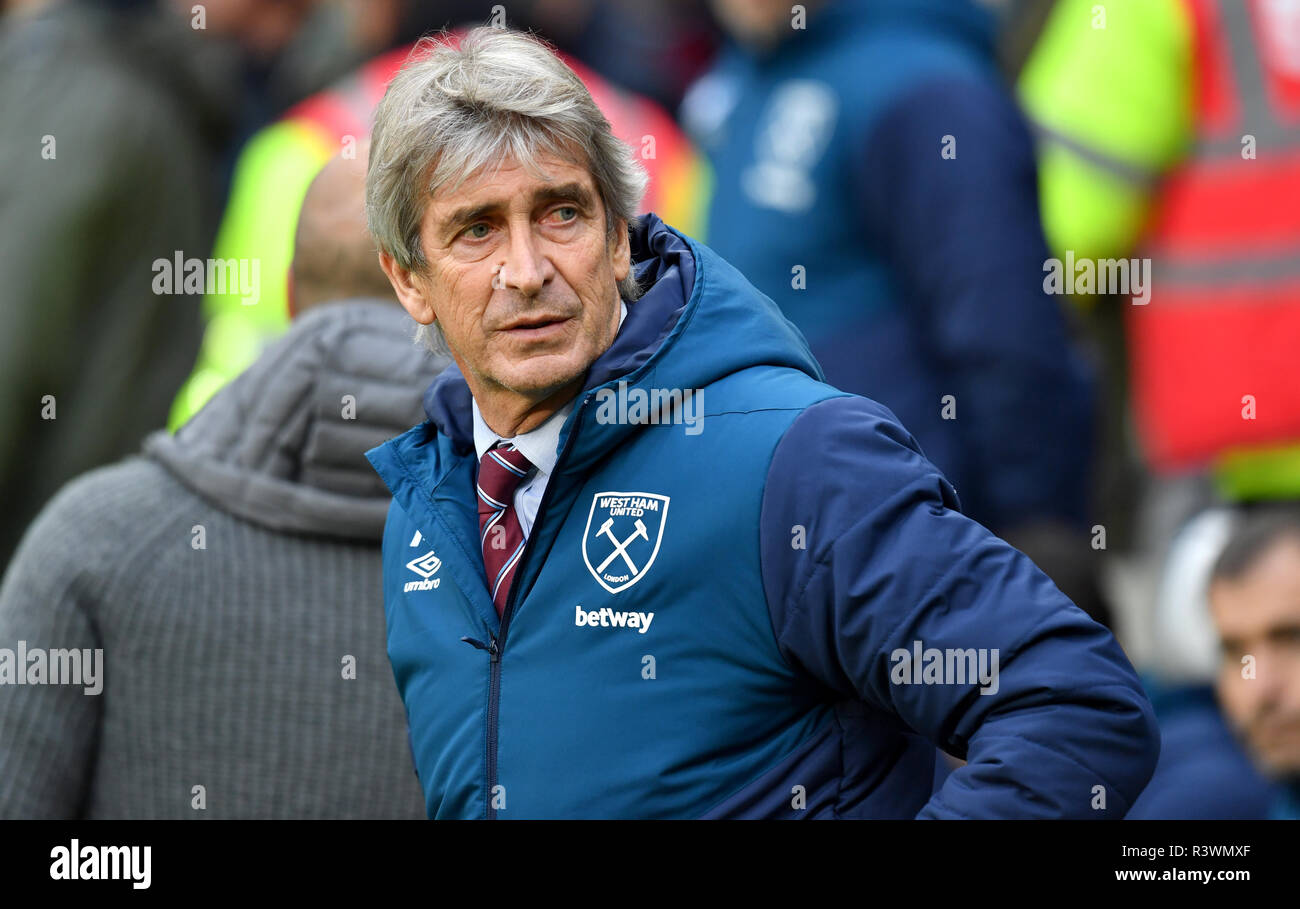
[594,517,649,574]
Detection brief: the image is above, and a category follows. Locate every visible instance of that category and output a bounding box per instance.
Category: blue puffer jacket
[366,214,1158,819]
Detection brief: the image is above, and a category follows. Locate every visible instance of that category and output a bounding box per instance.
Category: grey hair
[366,27,650,354]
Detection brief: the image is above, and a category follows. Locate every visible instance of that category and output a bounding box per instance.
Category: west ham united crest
[582,491,670,594]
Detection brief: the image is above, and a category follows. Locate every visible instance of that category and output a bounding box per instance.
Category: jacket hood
[421,213,822,466]
[146,299,445,541]
[740,0,995,61]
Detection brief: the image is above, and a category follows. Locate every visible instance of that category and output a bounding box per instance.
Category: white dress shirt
[471,301,627,539]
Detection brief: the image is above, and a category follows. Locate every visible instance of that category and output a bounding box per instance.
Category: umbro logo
[404,550,442,592]
[407,551,441,577]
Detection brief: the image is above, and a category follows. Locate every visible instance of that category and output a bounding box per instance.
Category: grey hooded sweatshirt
[0,300,445,818]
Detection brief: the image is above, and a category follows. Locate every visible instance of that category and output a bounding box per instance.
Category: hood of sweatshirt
[146,299,448,542]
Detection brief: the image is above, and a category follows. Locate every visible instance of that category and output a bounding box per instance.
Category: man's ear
[378,250,438,325]
[610,217,632,285]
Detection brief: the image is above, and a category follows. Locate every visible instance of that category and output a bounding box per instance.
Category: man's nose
[502,226,553,297]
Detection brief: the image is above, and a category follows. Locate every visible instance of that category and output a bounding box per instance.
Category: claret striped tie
[476,442,535,617]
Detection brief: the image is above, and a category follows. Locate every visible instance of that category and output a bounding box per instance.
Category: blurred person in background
[159,0,322,174]
[1022,0,1300,504]
[1206,504,1300,819]
[169,11,710,431]
[0,0,330,571]
[1019,0,1300,727]
[522,0,721,111]
[0,148,440,819]
[0,0,235,569]
[1127,508,1282,818]
[679,0,1104,620]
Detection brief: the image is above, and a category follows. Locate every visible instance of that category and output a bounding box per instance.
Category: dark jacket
[681,0,1095,533]
[1126,681,1281,819]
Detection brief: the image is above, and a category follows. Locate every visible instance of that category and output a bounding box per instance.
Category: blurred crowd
[1,0,1298,819]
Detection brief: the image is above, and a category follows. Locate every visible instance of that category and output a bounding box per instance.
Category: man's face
[383,151,630,414]
[1210,534,1300,776]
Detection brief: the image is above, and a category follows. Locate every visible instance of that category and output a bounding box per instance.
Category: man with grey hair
[366,27,1159,819]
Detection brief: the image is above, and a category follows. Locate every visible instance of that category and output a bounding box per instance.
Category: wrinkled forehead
[435,144,590,196]
[439,152,593,202]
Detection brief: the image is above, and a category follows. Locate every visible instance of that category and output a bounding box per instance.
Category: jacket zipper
[462,393,591,819]
[459,634,502,819]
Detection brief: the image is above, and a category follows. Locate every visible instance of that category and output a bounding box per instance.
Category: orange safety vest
[1129,0,1300,471]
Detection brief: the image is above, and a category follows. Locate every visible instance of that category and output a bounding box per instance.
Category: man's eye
[1220,643,1245,664]
[463,223,491,240]
[552,206,578,222]
[1276,627,1300,647]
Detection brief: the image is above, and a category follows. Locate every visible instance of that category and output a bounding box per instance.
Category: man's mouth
[1247,718,1300,756]
[1252,720,1300,742]
[499,315,572,339]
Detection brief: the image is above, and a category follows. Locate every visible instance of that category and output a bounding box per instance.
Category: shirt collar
[471,300,626,473]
